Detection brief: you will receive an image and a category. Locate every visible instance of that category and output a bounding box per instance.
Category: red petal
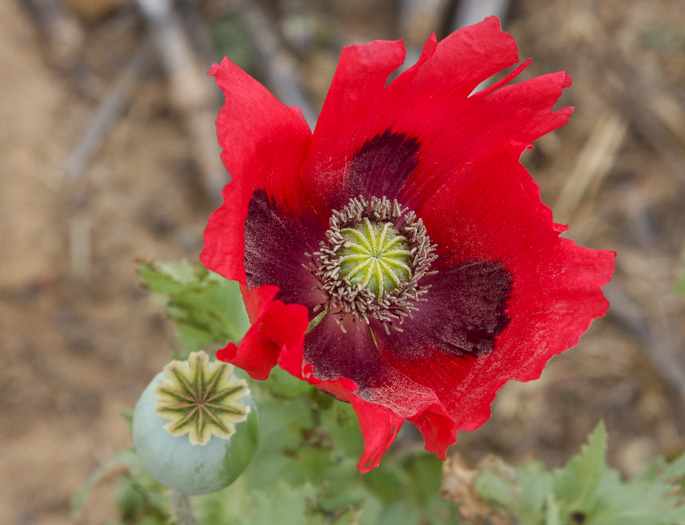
[388,17,518,102]
[394,69,572,203]
[216,285,309,380]
[348,395,404,473]
[201,59,312,283]
[303,39,406,213]
[201,179,249,283]
[409,403,457,460]
[390,142,615,431]
[209,57,311,200]
[303,17,567,210]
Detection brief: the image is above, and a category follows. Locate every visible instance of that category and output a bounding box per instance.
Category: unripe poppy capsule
[132,351,259,495]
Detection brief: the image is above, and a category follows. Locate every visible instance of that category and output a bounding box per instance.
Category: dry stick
[553,109,628,223]
[453,0,512,29]
[137,0,227,204]
[398,0,449,72]
[24,0,85,70]
[604,283,685,421]
[63,39,154,281]
[600,49,685,179]
[237,0,317,129]
[63,38,155,182]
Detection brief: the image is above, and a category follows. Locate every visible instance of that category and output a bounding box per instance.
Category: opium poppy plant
[201,17,615,473]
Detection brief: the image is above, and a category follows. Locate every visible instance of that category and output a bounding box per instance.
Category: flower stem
[169,490,198,525]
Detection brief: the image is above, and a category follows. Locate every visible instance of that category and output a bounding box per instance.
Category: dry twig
[137,0,228,203]
[605,282,685,420]
[63,38,154,182]
[237,0,317,128]
[553,109,628,223]
[23,0,85,70]
[452,0,512,29]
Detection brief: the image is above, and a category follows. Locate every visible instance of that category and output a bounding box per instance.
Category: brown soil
[1,0,684,523]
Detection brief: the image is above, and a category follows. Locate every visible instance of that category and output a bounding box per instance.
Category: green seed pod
[132,351,259,495]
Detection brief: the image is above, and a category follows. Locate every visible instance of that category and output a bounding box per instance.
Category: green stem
[169,490,198,525]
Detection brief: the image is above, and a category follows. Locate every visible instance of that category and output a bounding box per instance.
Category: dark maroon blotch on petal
[244,190,323,314]
[345,129,420,205]
[379,259,512,360]
[305,313,387,388]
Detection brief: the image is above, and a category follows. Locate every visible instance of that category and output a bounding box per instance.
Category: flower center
[339,219,412,299]
[308,195,437,331]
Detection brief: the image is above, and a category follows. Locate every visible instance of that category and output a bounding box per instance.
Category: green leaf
[586,469,685,525]
[119,407,133,430]
[262,366,316,399]
[401,453,445,505]
[544,494,562,525]
[138,261,249,355]
[553,422,608,516]
[362,466,405,504]
[516,460,555,521]
[474,469,518,509]
[658,452,685,483]
[200,478,316,525]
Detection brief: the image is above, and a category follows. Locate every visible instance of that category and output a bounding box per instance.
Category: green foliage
[202,380,455,524]
[472,422,685,525]
[77,261,685,524]
[553,422,608,518]
[138,261,250,357]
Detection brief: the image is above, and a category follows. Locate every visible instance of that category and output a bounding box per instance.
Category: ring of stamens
[308,195,437,332]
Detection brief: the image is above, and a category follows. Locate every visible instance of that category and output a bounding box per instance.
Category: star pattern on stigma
[154,351,250,446]
[340,219,411,298]
[201,16,616,473]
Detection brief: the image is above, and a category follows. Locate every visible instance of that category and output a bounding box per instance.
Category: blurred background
[1,0,684,523]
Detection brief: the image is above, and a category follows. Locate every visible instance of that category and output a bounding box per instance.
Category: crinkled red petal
[303,38,406,216]
[382,142,616,431]
[349,395,404,473]
[201,58,312,283]
[216,285,309,380]
[305,17,541,209]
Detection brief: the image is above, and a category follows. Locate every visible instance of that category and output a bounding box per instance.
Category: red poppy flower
[201,17,615,473]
